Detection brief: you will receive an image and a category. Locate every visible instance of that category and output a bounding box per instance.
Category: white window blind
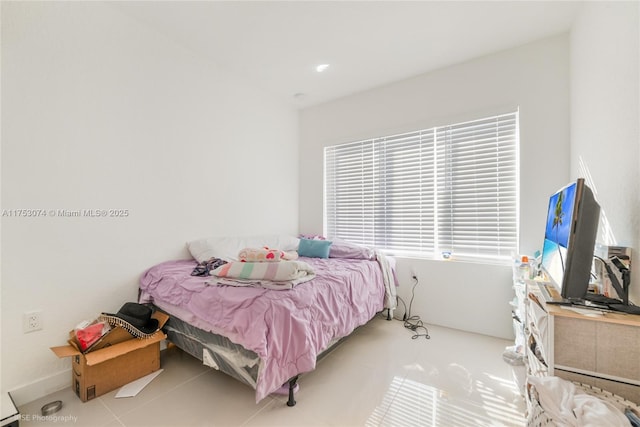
[324,111,518,260]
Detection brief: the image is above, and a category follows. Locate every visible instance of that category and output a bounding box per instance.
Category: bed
[138,235,397,406]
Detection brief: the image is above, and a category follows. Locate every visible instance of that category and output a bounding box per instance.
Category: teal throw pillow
[298,238,332,259]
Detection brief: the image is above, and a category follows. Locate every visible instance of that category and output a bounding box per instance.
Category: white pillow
[187,235,300,262]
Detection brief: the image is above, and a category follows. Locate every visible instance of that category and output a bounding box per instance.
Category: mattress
[139,256,387,402]
[161,312,261,389]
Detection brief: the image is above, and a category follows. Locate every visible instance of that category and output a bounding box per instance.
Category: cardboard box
[51,311,168,402]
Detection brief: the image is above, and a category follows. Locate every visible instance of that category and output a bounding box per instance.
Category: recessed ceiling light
[316,64,330,73]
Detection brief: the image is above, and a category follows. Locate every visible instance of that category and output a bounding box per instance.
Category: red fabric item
[76,322,106,351]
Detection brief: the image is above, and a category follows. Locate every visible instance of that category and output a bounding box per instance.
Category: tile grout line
[98,368,212,423]
[96,396,125,427]
[238,398,278,427]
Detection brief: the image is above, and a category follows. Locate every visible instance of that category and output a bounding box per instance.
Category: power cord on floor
[390,275,430,340]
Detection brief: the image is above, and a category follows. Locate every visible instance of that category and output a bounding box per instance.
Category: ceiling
[111,1,584,109]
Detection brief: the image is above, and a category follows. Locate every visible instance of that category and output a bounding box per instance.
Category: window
[324,111,518,261]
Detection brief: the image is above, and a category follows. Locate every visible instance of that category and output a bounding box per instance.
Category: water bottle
[518,256,531,281]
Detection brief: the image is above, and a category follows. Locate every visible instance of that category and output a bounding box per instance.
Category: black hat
[99,302,159,339]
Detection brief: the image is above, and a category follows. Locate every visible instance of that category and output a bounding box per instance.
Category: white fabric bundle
[528,376,631,427]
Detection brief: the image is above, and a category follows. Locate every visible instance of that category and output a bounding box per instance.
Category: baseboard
[8,369,70,407]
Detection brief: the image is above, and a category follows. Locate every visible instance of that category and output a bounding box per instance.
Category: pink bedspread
[138,257,385,402]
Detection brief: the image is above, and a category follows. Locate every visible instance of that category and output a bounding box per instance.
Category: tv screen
[540,178,600,299]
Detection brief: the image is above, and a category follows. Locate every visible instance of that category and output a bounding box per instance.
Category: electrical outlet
[23,310,43,333]
[410,269,418,280]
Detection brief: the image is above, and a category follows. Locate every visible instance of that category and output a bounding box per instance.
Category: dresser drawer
[556,369,640,405]
[553,316,597,372]
[596,321,640,381]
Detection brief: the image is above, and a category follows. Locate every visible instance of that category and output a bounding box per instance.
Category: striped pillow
[211,260,314,282]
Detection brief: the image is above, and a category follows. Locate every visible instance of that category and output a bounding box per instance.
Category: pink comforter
[138,257,385,402]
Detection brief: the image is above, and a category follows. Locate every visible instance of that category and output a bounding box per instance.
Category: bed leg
[287,376,298,407]
[387,308,393,321]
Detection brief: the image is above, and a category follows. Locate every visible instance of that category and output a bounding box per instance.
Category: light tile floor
[19,316,526,426]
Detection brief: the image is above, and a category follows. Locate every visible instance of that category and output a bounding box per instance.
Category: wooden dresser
[524,280,640,404]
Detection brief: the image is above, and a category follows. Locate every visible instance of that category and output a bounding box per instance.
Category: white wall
[570,1,640,304]
[1,2,298,403]
[299,36,571,339]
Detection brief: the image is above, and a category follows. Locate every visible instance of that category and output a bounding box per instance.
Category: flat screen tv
[540,178,601,299]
